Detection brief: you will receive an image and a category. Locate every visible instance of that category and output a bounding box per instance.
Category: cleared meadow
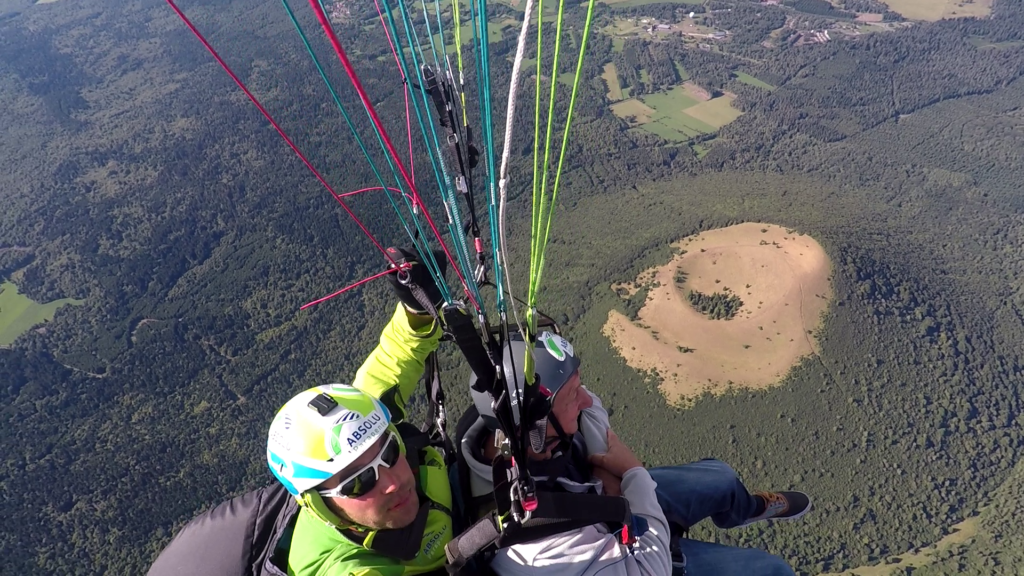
[881,0,992,20]
[610,83,743,140]
[681,94,744,128]
[733,71,775,90]
[603,63,623,101]
[0,281,83,346]
[603,223,833,404]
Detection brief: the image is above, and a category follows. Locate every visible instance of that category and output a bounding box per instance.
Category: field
[610,98,657,123]
[602,63,623,101]
[680,93,744,127]
[641,84,701,110]
[733,71,775,90]
[600,0,704,6]
[603,223,832,404]
[609,82,743,141]
[0,281,83,346]
[880,0,992,20]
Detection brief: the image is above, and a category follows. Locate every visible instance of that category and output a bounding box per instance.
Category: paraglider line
[165,0,397,268]
[301,266,409,310]
[306,0,480,312]
[372,0,415,183]
[340,186,413,201]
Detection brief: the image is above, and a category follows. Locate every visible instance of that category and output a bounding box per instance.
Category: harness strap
[443,306,496,392]
[420,352,455,464]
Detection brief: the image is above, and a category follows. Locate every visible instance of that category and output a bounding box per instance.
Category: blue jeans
[649,460,796,576]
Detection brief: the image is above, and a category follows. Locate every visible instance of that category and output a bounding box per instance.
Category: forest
[2,0,1024,573]
[687,289,744,320]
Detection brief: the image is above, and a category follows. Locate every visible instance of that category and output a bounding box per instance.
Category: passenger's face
[548,370,592,437]
[318,435,419,530]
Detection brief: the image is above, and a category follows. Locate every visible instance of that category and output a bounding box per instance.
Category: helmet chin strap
[542,410,574,454]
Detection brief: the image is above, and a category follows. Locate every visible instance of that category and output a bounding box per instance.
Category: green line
[536,0,598,295]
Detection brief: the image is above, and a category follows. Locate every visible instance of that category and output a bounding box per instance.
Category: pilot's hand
[588,429,643,479]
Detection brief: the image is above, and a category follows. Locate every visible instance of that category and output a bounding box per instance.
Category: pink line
[340,186,411,199]
[307,0,479,312]
[372,0,415,183]
[165,0,397,268]
[301,266,408,310]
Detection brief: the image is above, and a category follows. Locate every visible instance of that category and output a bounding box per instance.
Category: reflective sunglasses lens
[381,436,401,466]
[340,466,379,497]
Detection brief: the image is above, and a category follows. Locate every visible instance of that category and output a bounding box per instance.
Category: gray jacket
[460,389,672,576]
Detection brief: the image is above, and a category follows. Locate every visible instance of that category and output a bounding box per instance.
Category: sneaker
[738,491,812,527]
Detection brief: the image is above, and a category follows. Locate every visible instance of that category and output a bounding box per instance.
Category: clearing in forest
[610,83,744,141]
[733,71,776,90]
[880,0,991,20]
[600,0,703,6]
[681,93,743,128]
[603,223,833,404]
[603,63,623,101]
[0,281,84,346]
[610,98,657,124]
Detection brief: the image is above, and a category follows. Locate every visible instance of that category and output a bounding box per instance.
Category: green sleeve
[352,303,442,423]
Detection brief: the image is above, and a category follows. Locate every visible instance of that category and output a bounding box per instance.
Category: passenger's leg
[648,459,761,529]
[673,538,795,576]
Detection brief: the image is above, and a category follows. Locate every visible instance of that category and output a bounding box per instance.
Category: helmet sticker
[539,332,574,361]
[328,411,385,456]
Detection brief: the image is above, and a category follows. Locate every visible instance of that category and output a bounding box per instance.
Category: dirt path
[603,223,832,404]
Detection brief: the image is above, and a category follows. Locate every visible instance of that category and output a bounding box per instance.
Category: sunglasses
[318,432,401,499]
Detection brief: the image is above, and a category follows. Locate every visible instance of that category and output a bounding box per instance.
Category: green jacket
[287,304,453,576]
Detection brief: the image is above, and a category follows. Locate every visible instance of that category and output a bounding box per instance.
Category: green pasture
[610,98,657,123]
[640,85,700,112]
[0,281,83,346]
[683,96,743,128]
[602,63,623,101]
[691,141,711,158]
[601,0,704,6]
[674,61,690,81]
[733,71,776,90]
[654,111,715,135]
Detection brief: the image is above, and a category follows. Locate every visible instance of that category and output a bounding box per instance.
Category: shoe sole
[737,496,813,528]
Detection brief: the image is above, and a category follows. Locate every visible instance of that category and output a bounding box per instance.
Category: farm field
[600,0,704,6]
[682,94,744,128]
[610,98,657,123]
[0,281,83,346]
[603,223,833,404]
[641,84,701,111]
[602,63,623,101]
[609,83,743,141]
[880,0,992,20]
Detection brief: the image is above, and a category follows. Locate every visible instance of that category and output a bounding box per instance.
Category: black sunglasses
[318,432,401,498]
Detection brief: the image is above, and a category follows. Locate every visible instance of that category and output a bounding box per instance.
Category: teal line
[282,0,450,301]
[384,0,484,308]
[400,0,478,303]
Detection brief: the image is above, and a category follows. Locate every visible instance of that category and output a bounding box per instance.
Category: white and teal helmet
[266,384,392,496]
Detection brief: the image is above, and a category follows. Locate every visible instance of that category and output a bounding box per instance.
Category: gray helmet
[470,331,581,449]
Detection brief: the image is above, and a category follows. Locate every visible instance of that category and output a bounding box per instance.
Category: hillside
[2,0,1024,573]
